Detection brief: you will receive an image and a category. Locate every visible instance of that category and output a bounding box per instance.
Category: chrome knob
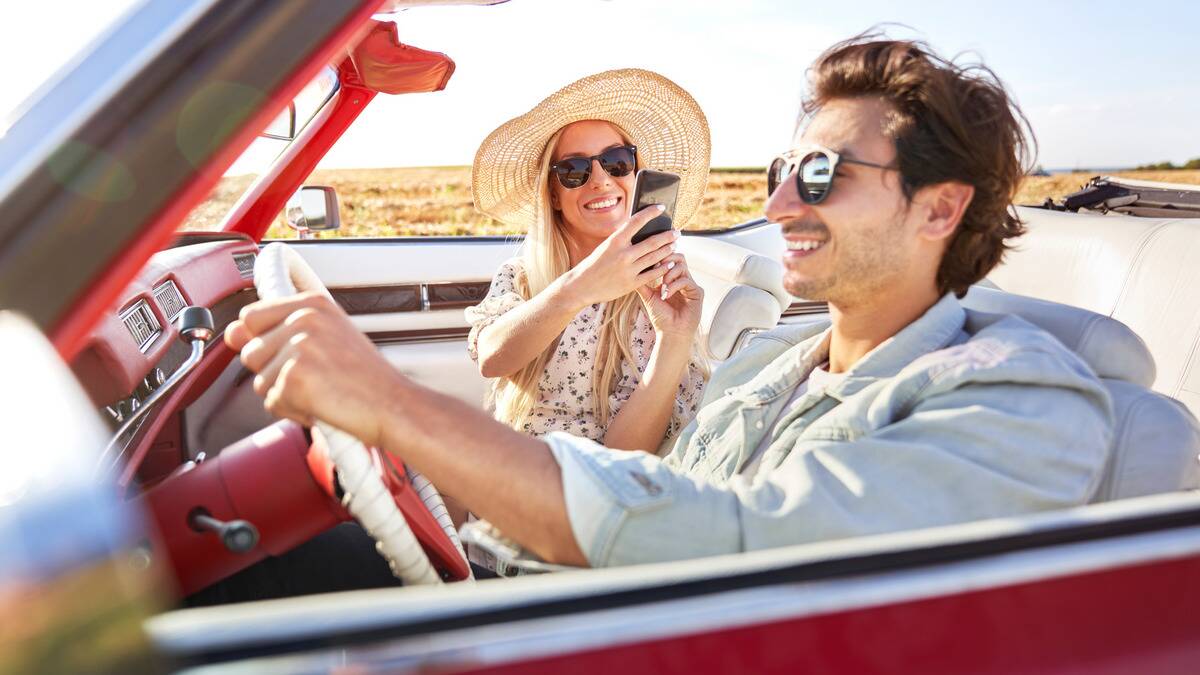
[177,306,214,343]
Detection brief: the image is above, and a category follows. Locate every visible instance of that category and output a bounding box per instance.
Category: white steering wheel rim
[254,243,466,585]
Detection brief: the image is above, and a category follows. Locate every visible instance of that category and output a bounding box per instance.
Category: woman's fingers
[635,262,671,287]
[632,239,676,271]
[629,227,678,260]
[658,255,689,286]
[662,272,703,302]
[615,204,666,243]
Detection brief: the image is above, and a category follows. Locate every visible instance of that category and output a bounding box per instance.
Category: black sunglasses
[550,144,637,189]
[767,145,897,204]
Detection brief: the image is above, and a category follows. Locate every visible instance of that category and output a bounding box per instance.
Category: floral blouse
[465,258,707,445]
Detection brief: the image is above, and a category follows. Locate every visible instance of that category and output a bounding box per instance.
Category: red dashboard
[69,233,362,596]
[70,233,260,410]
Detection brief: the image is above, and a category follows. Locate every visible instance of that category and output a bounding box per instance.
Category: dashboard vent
[233,252,256,280]
[153,280,186,322]
[121,300,161,352]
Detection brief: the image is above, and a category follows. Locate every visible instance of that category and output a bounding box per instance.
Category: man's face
[765,97,919,306]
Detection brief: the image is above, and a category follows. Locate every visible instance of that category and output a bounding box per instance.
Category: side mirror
[285,186,341,239]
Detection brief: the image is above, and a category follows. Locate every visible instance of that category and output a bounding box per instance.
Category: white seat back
[962,285,1200,501]
[992,207,1200,417]
[678,236,788,361]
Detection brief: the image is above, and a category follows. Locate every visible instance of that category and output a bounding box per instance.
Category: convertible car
[3,1,1200,673]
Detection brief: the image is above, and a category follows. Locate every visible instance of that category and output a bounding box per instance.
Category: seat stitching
[1111,219,1194,397]
[1111,219,1176,316]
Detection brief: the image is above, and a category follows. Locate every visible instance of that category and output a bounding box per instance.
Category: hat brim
[472,68,711,231]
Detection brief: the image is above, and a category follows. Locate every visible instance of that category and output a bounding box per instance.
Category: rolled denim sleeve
[545,376,1113,567]
[545,432,743,566]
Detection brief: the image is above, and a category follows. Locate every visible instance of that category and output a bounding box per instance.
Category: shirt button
[755,421,764,429]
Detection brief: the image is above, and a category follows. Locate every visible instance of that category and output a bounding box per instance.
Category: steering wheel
[254,243,470,584]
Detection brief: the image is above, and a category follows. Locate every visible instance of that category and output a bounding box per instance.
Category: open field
[180,168,1200,238]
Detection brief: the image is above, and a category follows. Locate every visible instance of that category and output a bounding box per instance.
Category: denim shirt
[545,294,1116,567]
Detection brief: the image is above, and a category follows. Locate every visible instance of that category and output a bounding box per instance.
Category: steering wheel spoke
[255,243,470,585]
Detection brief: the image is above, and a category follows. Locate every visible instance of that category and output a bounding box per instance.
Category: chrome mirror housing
[285,186,342,239]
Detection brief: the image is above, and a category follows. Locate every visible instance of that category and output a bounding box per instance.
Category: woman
[466,68,711,453]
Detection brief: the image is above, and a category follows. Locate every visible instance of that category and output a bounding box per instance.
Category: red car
[2,2,1199,672]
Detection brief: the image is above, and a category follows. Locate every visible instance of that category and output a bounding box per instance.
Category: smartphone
[629,169,681,245]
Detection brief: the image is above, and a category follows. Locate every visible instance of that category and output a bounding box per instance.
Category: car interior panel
[8,2,1200,670]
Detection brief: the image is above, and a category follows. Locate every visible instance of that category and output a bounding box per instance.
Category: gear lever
[96,306,215,477]
[189,509,260,554]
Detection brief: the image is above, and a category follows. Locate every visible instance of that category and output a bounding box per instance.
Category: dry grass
[180,168,1200,238]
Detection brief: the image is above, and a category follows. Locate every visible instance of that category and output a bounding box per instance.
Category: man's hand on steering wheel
[227,291,403,450]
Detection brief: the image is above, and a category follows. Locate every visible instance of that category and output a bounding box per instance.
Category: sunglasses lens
[767,157,789,196]
[598,146,636,178]
[798,151,832,203]
[554,157,591,188]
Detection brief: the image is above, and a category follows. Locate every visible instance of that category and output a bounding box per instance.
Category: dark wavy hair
[803,34,1035,297]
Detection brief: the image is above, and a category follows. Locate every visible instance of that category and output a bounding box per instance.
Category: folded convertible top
[1046,176,1200,218]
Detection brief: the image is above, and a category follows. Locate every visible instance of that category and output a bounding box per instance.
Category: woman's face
[550,120,636,243]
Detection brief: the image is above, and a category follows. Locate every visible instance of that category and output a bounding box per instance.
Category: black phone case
[630,170,681,245]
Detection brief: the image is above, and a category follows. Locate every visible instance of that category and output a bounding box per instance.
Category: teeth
[585,198,618,210]
[787,240,825,251]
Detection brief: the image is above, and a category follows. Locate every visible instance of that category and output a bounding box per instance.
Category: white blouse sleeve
[464,258,526,363]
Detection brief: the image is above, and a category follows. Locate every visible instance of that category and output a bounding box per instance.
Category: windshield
[176,66,339,233]
[0,2,142,133]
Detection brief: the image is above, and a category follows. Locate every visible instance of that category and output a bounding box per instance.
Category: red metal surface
[227,19,460,242]
[225,73,376,241]
[51,0,388,362]
[460,553,1200,675]
[348,20,456,94]
[138,420,347,596]
[307,432,470,582]
[374,448,470,582]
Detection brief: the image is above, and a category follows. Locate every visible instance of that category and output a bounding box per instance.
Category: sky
[1,0,1196,171]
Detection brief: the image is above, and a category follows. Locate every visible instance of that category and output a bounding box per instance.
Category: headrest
[677,236,790,310]
[962,285,1156,387]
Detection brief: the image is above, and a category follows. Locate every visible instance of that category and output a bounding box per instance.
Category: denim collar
[729,294,967,406]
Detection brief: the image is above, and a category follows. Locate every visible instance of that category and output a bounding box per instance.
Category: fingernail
[656,204,666,212]
[661,286,669,300]
[667,261,676,270]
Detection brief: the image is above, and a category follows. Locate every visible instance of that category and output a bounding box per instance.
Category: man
[228,37,1113,569]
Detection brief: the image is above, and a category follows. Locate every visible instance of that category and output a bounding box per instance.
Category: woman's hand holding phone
[636,251,703,340]
[557,204,678,309]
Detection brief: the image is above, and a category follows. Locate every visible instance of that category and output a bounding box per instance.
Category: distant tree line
[1135,158,1200,170]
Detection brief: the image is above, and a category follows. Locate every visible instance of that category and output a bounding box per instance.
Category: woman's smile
[583,195,622,213]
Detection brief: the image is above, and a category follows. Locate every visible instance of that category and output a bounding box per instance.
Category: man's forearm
[379,377,589,566]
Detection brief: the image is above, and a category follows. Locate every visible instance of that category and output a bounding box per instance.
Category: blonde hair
[489,123,708,435]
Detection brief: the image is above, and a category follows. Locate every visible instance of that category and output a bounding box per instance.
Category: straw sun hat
[472,68,711,231]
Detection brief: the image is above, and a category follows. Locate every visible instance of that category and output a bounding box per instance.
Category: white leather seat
[963,285,1200,501]
[992,207,1200,416]
[678,236,789,361]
